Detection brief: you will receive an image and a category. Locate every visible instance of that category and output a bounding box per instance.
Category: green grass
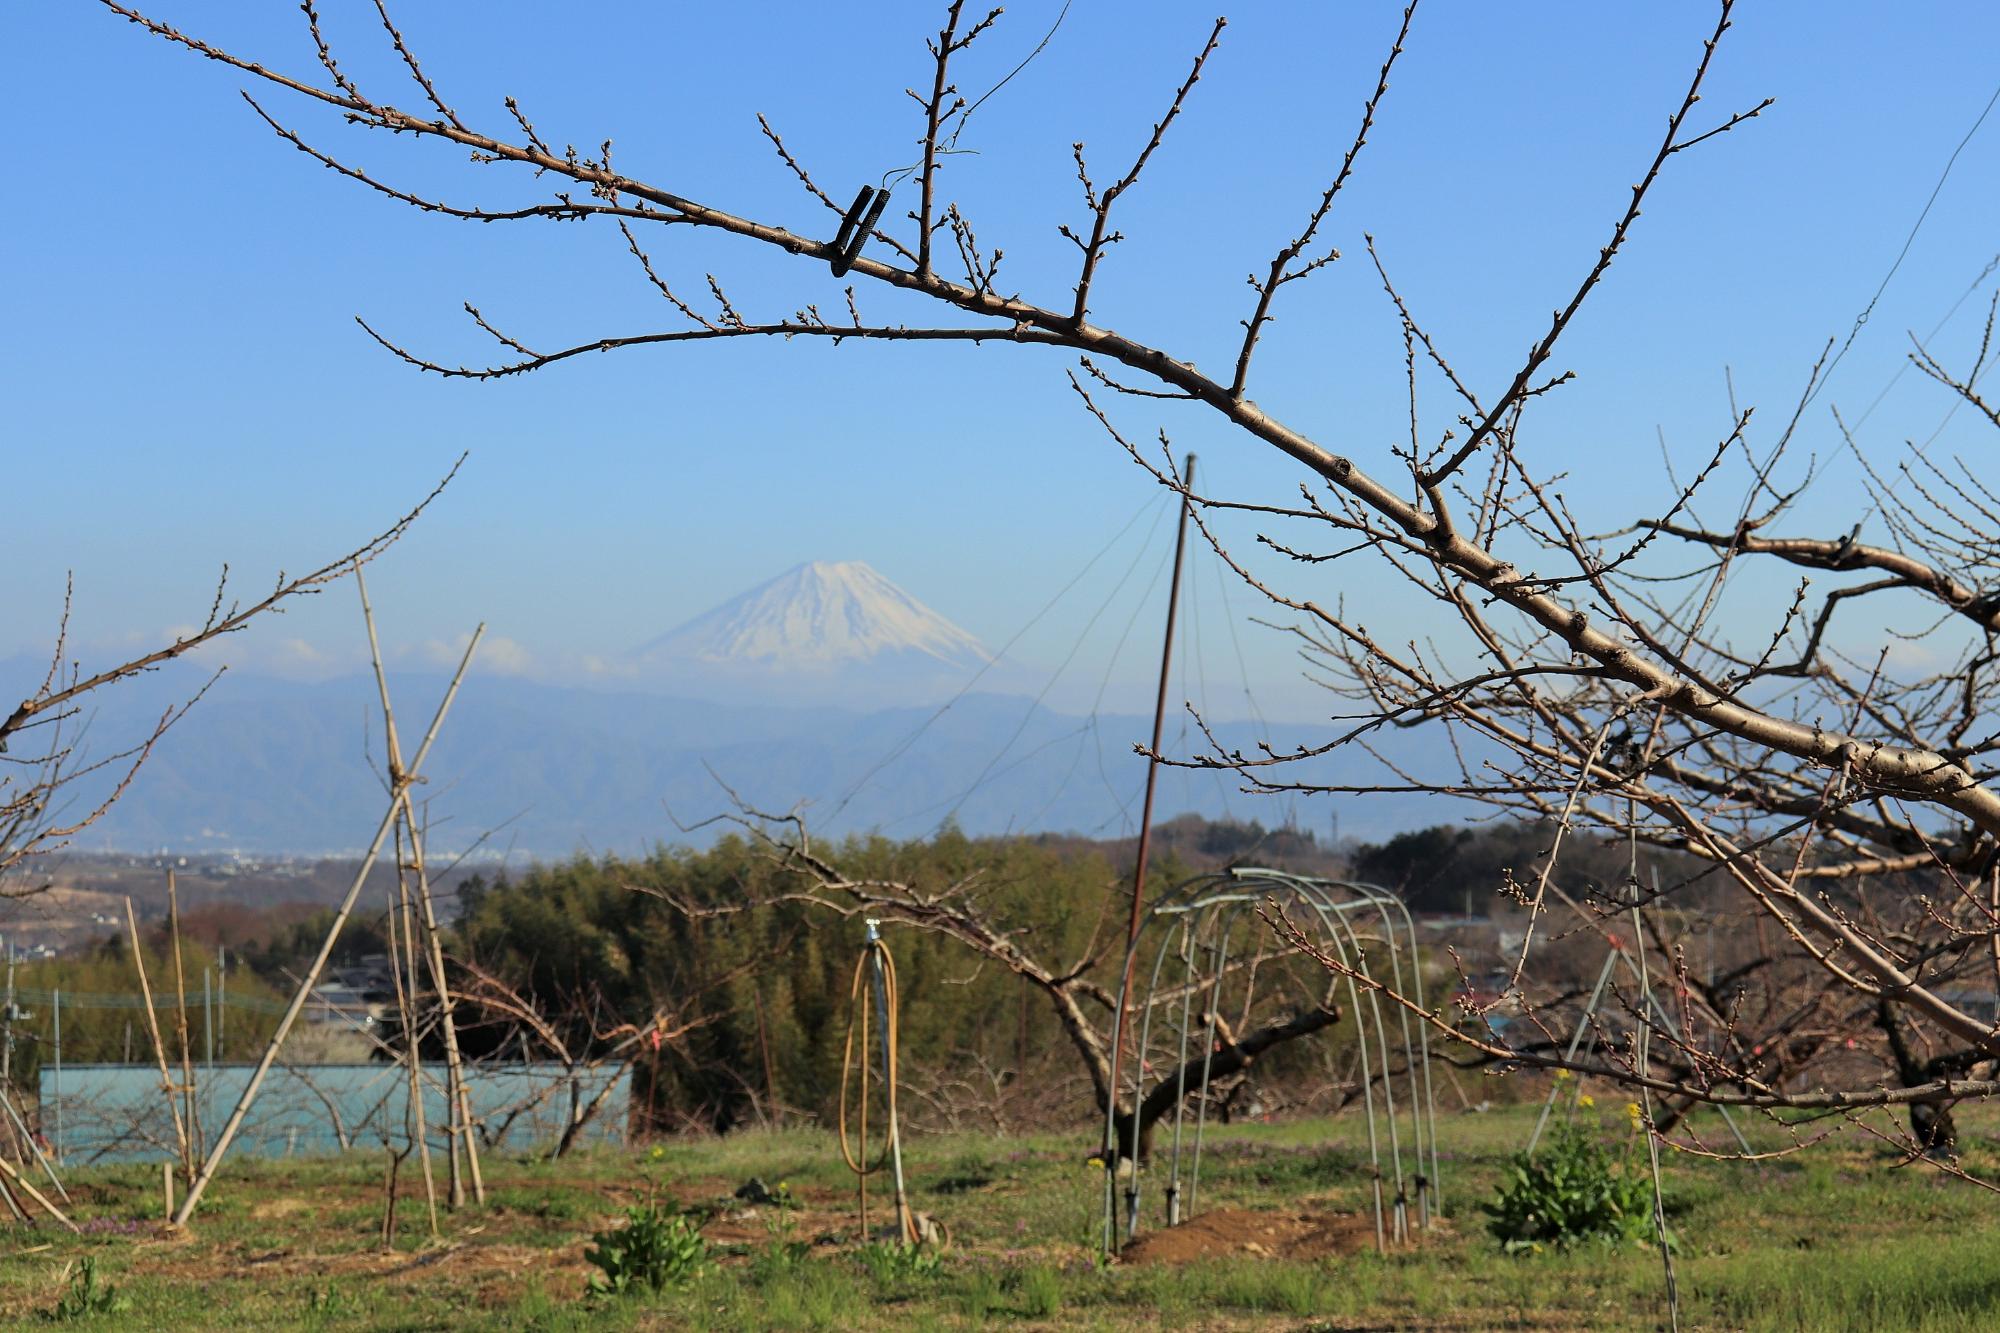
[2,1104,1998,1329]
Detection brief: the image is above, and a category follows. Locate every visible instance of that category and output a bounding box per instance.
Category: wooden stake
[172,627,482,1227]
[161,1161,174,1221]
[125,898,189,1173]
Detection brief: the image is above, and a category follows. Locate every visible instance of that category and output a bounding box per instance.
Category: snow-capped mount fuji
[632,561,995,705]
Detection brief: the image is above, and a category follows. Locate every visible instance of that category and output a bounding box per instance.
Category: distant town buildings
[304,957,396,1029]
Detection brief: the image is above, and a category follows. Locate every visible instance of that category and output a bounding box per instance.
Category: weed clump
[1483,1091,1662,1253]
[585,1202,708,1296]
[42,1257,130,1322]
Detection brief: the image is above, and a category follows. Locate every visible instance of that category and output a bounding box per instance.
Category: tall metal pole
[1104,454,1196,1189]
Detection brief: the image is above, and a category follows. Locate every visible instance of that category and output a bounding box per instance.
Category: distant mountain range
[639,559,989,669]
[9,562,1476,857]
[625,560,1008,706]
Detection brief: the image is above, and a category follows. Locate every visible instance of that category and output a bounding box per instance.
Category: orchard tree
[87,0,2000,1167]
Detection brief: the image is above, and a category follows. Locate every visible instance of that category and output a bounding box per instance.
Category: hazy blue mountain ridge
[6,561,1471,856]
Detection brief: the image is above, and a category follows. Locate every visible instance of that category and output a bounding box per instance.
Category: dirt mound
[1120,1208,1382,1265]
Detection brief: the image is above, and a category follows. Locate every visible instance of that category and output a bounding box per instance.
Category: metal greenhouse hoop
[1100,868,1441,1254]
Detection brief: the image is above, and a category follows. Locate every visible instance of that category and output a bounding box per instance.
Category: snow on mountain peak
[637,560,990,671]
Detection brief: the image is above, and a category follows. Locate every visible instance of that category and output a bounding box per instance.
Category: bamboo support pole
[51,986,63,1163]
[4,941,13,1088]
[0,1170,28,1224]
[358,565,484,1206]
[406,812,481,1202]
[125,898,189,1176]
[0,1154,78,1234]
[167,874,199,1181]
[0,1087,68,1205]
[386,842,439,1238]
[172,627,482,1227]
[404,810,481,1203]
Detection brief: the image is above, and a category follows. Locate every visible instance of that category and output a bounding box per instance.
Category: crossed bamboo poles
[172,567,485,1227]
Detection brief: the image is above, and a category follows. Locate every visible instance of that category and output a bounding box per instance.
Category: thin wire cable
[826,493,1157,823]
[1850,251,2000,431]
[945,0,1073,153]
[1170,552,1195,820]
[1906,357,1996,455]
[1806,77,2000,412]
[1183,542,1232,819]
[926,497,1174,831]
[882,0,1076,187]
[1207,539,1294,827]
[1851,258,2000,530]
[1031,566,1173,837]
[1084,553,1179,837]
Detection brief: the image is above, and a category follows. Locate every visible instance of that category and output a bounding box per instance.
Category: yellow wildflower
[1625,1102,1642,1120]
[1578,1094,1595,1109]
[1554,1068,1573,1081]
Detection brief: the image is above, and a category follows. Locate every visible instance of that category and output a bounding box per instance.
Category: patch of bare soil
[699,1205,853,1250]
[662,1179,859,1253]
[249,1197,310,1221]
[1120,1208,1389,1265]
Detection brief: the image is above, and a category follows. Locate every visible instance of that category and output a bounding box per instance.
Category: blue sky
[7,2,1998,721]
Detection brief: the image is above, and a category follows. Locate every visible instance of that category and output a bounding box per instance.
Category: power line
[1807,77,2000,412]
[1849,251,2000,431]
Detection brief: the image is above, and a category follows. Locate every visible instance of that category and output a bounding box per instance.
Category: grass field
[2,1102,1998,1330]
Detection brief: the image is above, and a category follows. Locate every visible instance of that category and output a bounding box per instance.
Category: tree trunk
[1875,996,1959,1157]
[1104,1005,1341,1167]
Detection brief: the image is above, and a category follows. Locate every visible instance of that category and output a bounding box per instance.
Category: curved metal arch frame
[1100,869,1442,1253]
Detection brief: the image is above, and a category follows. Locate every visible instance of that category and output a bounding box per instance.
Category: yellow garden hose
[838,921,919,1246]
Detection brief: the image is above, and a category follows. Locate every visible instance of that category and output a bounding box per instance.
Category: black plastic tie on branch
[829,184,891,277]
